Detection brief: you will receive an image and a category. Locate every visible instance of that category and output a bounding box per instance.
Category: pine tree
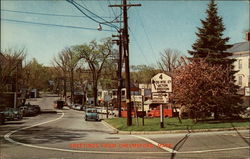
[188,0,243,119]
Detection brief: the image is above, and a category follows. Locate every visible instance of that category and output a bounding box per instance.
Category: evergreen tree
[188,0,243,119]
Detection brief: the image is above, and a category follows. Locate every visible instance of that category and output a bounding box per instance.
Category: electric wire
[1,18,115,32]
[67,0,119,30]
[0,8,113,19]
[129,28,150,64]
[107,0,117,18]
[135,8,158,64]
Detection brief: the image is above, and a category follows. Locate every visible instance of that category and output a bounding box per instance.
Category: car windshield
[87,109,97,113]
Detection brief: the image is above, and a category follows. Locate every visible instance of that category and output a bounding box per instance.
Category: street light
[97,24,102,31]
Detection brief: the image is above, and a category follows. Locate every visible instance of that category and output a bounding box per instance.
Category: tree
[188,0,242,119]
[99,57,117,90]
[61,48,79,103]
[157,49,183,72]
[172,60,244,121]
[72,38,114,106]
[188,0,233,65]
[24,58,50,91]
[130,65,160,85]
[0,48,26,92]
[52,51,69,101]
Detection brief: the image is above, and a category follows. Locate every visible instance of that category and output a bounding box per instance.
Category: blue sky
[1,0,249,66]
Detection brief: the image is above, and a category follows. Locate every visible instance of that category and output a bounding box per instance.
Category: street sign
[151,73,172,93]
[152,92,169,103]
[131,95,143,102]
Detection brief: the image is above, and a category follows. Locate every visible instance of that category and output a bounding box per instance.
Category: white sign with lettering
[152,92,169,103]
[151,73,172,93]
[245,87,250,96]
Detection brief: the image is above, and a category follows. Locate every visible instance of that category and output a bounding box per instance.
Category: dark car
[19,104,40,116]
[0,112,5,124]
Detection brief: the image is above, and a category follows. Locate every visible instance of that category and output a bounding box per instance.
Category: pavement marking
[3,110,167,154]
[3,111,249,155]
[132,135,177,153]
[4,110,65,140]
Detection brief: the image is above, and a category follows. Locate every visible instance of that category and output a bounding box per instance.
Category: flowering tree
[172,60,243,121]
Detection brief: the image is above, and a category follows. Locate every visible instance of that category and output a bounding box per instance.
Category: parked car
[12,108,23,120]
[0,112,5,124]
[73,104,84,111]
[96,107,102,114]
[85,108,99,121]
[3,107,23,120]
[19,104,40,116]
[19,106,28,116]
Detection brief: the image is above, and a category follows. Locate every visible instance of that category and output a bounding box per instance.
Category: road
[0,94,249,159]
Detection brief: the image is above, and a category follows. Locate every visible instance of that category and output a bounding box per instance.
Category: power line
[129,28,150,64]
[0,9,113,19]
[107,0,117,18]
[134,8,158,64]
[1,18,115,32]
[67,0,119,29]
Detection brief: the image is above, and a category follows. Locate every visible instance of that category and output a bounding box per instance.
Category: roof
[227,41,250,53]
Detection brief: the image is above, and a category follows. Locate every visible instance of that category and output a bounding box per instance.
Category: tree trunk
[214,106,219,120]
[63,75,67,102]
[93,83,97,106]
[70,69,74,104]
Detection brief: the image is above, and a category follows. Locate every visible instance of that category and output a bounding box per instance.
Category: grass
[104,117,250,131]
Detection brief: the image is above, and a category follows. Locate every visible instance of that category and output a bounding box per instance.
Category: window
[238,76,242,86]
[238,59,242,69]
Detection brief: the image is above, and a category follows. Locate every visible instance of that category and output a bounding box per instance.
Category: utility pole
[122,0,132,126]
[117,33,122,117]
[109,0,141,126]
[113,32,123,118]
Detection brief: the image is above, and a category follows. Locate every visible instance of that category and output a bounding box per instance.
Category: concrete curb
[101,120,119,134]
[101,121,250,135]
[40,110,58,114]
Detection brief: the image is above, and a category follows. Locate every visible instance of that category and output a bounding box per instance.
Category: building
[228,32,250,109]
[228,32,250,94]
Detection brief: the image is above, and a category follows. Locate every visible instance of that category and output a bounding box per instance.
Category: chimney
[247,32,250,41]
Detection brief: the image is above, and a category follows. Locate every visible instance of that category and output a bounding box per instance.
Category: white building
[228,33,250,95]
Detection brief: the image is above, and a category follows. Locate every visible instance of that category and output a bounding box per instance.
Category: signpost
[245,87,250,96]
[151,73,172,128]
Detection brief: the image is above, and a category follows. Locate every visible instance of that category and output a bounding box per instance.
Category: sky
[1,0,249,67]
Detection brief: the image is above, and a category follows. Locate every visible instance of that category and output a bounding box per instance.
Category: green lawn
[104,117,250,131]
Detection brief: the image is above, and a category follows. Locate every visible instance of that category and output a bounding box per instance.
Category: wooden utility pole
[122,0,132,126]
[112,32,123,117]
[117,33,123,117]
[109,0,141,126]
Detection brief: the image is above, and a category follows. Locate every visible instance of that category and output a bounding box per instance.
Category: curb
[40,110,58,114]
[101,121,250,135]
[101,120,119,134]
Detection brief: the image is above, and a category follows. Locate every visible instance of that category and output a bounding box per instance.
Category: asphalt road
[0,94,249,159]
